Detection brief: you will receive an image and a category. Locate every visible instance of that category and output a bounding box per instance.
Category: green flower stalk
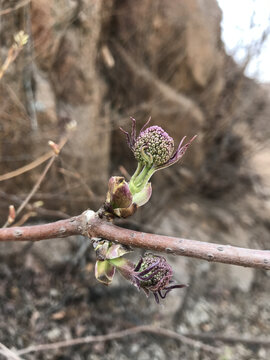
[121,117,197,197]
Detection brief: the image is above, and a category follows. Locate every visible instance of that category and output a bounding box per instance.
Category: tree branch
[0,210,269,270]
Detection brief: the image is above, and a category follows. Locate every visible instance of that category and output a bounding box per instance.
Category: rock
[31,235,82,267]
[185,299,211,329]
[46,327,61,341]
[0,241,26,257]
[228,265,255,293]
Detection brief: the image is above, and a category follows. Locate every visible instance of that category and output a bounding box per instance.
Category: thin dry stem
[0,0,30,16]
[0,343,24,360]
[1,133,70,227]
[0,136,68,182]
[13,211,37,227]
[58,167,94,199]
[0,31,28,80]
[0,191,69,219]
[185,332,270,347]
[16,325,221,356]
[1,157,55,228]
[0,151,52,182]
[16,157,55,215]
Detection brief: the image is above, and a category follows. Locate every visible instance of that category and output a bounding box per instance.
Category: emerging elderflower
[111,253,187,303]
[134,126,174,167]
[121,117,197,197]
[102,117,196,219]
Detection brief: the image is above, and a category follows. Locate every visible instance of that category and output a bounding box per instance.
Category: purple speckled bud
[105,176,136,218]
[132,253,187,303]
[134,253,173,292]
[107,176,133,209]
[134,126,174,166]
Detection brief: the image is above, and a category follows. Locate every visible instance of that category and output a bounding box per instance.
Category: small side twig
[2,133,71,228]
[0,151,53,182]
[0,191,69,219]
[0,0,30,16]
[0,342,25,360]
[17,157,55,216]
[13,211,37,227]
[16,325,221,356]
[0,130,71,182]
[0,31,28,80]
[2,156,56,228]
[184,332,270,347]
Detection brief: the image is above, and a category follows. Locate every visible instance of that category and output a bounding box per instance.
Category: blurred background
[0,0,270,359]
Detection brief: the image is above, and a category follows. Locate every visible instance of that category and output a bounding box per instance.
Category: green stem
[129,167,148,194]
[133,166,150,186]
[130,163,143,184]
[129,165,155,194]
[136,167,155,190]
[129,164,148,194]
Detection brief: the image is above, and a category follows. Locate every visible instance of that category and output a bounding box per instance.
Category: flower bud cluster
[120,117,196,200]
[134,253,173,292]
[112,253,187,303]
[134,126,174,167]
[101,118,196,219]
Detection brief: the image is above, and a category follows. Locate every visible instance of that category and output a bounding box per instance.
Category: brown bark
[0,210,269,270]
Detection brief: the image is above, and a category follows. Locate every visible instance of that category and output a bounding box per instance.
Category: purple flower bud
[133,253,187,303]
[134,126,174,167]
[121,117,196,171]
[121,117,196,198]
[113,252,187,303]
[104,176,137,218]
[134,253,172,290]
[107,176,132,209]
